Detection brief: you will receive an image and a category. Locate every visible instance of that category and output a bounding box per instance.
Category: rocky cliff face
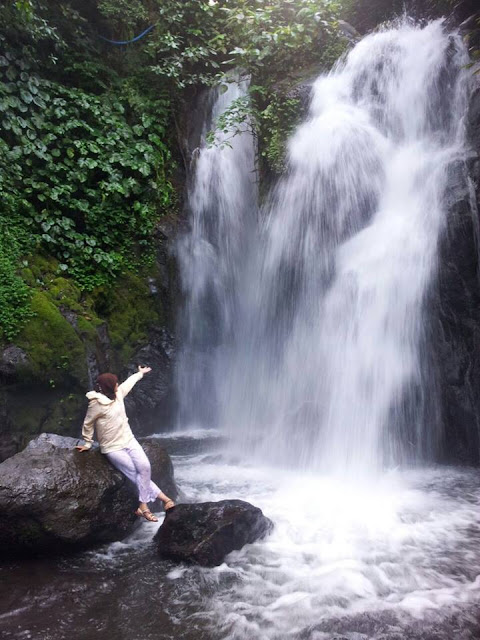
[430,59,480,464]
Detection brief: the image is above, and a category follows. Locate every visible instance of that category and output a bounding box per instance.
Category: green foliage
[0,0,349,342]
[203,2,346,174]
[0,1,176,342]
[206,93,254,149]
[95,0,344,90]
[0,189,35,342]
[0,47,173,290]
[97,0,227,89]
[205,89,301,174]
[223,0,342,83]
[257,93,301,174]
[0,254,34,342]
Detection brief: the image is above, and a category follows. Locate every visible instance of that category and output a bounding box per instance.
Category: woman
[75,365,175,522]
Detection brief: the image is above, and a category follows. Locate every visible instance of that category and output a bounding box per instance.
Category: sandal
[163,499,175,511]
[135,507,158,522]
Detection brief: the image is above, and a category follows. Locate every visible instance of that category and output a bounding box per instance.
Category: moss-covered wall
[0,226,179,460]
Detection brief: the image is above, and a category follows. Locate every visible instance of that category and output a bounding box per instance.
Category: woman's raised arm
[117,366,152,399]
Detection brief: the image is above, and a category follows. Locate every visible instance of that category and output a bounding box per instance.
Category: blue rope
[99,23,156,45]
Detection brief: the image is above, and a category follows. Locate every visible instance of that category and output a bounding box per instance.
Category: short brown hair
[95,373,118,400]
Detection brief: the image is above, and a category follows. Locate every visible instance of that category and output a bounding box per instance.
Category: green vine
[0,37,173,339]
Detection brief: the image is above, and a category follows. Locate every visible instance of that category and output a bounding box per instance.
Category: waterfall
[176,76,258,428]
[177,21,469,477]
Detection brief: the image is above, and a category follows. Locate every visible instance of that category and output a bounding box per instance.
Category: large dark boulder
[0,433,177,556]
[154,500,273,567]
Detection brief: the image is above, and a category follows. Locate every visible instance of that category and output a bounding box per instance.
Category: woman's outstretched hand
[75,445,90,452]
[138,365,152,375]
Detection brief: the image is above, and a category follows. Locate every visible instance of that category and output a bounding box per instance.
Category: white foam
[167,457,480,639]
[148,427,223,440]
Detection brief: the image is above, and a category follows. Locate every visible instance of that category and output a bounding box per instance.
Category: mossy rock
[15,291,88,386]
[20,254,59,286]
[48,277,83,311]
[11,260,167,383]
[3,255,170,445]
[76,314,103,342]
[92,272,163,368]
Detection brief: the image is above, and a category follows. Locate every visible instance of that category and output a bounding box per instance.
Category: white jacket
[81,372,143,454]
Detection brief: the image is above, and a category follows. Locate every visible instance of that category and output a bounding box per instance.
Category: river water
[1,432,480,639]
[2,19,480,640]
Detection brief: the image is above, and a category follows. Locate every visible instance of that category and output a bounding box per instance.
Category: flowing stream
[2,19,480,640]
[2,433,480,640]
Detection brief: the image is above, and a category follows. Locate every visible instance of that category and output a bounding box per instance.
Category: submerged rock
[0,433,177,556]
[154,499,273,567]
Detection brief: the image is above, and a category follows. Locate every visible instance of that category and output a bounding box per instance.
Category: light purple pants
[105,439,161,504]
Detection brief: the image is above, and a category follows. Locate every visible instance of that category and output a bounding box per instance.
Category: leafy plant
[0,0,349,341]
[0,46,173,292]
[222,0,342,82]
[257,93,302,174]
[206,94,256,148]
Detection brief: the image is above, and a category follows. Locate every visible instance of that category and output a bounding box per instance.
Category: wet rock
[468,63,480,161]
[338,20,361,41]
[0,434,18,462]
[59,307,78,328]
[0,433,177,556]
[302,606,480,640]
[458,13,480,34]
[0,345,29,379]
[429,157,480,463]
[125,329,177,436]
[427,60,480,464]
[123,218,181,436]
[154,499,273,567]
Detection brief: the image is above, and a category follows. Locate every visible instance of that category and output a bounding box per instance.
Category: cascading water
[176,76,257,428]
[179,20,469,477]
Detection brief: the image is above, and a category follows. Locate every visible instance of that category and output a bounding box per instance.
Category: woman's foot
[157,491,175,511]
[135,507,158,522]
[163,499,175,511]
